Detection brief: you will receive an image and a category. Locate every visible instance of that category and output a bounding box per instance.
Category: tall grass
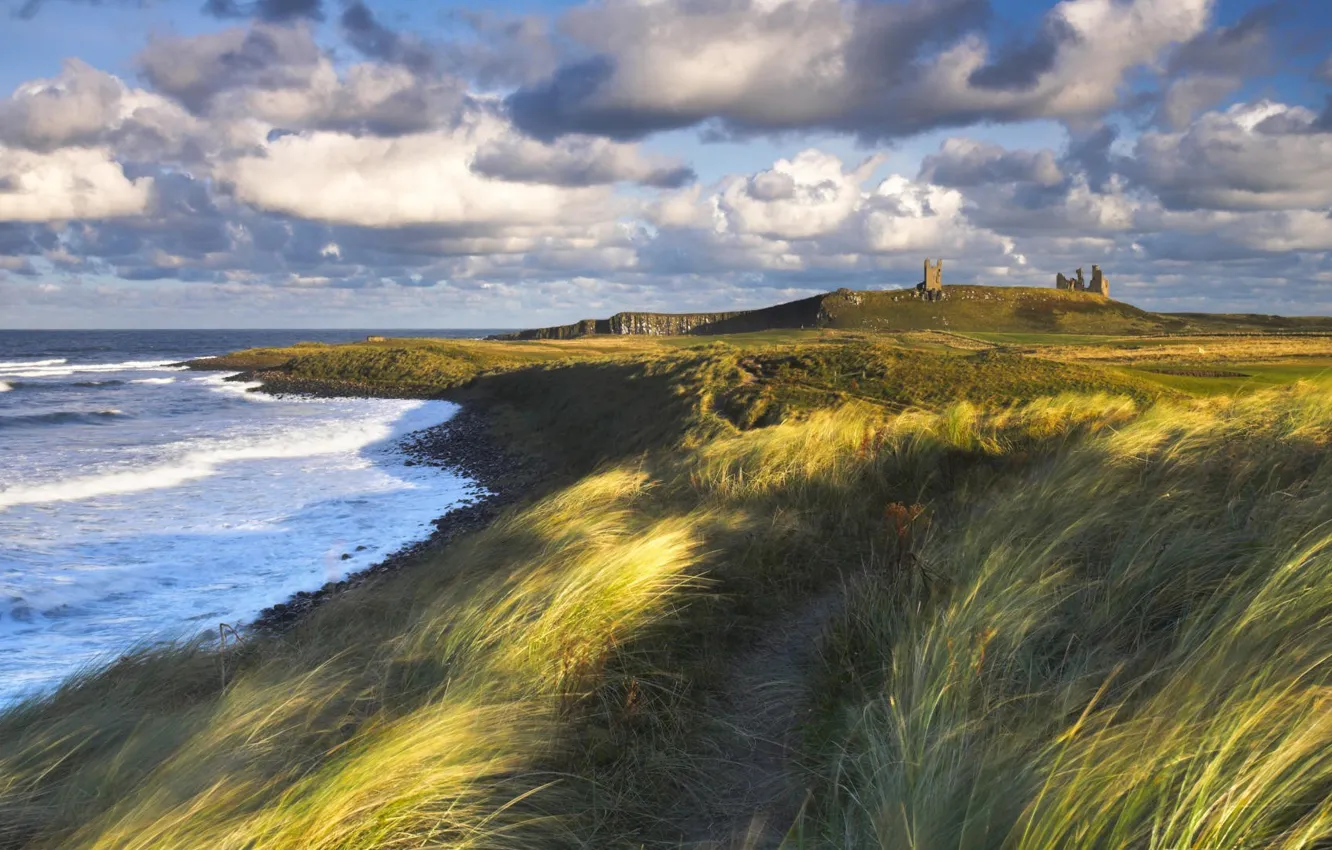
[6,341,1332,847]
[816,386,1332,848]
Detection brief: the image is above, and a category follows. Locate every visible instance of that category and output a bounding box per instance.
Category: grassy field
[6,329,1332,847]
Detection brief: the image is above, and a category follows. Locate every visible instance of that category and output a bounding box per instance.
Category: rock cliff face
[490,294,830,340]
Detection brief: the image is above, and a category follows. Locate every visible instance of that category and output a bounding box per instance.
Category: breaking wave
[0,410,126,430]
[0,360,182,379]
[0,414,416,509]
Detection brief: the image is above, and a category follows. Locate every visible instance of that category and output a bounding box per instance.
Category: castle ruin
[1055,264,1109,297]
[916,258,945,301]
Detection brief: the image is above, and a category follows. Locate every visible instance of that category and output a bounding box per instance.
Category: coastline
[239,385,537,634]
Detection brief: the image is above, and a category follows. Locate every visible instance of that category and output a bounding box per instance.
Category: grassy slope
[820,286,1179,334]
[1166,311,1332,332]
[489,286,1332,343]
[8,334,1332,847]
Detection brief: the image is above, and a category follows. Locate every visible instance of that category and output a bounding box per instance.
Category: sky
[0,0,1330,328]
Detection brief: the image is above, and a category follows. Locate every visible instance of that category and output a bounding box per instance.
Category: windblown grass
[812,386,1332,848]
[6,338,1332,848]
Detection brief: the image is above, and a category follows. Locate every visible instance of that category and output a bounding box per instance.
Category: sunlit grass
[813,386,1332,849]
[8,340,1332,848]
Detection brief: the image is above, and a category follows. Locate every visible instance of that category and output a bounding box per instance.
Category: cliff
[495,311,751,340]
[489,293,831,340]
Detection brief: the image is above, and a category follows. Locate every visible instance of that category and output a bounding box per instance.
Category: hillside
[495,286,1332,340]
[10,331,1332,848]
[493,286,1185,339]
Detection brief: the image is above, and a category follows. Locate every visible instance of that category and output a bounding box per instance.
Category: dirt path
[670,585,847,849]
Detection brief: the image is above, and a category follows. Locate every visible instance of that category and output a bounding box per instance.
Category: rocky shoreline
[247,397,539,635]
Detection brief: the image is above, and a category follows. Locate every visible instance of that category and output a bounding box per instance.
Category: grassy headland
[6,312,1332,848]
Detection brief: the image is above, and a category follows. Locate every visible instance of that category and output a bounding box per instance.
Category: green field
[7,324,1332,848]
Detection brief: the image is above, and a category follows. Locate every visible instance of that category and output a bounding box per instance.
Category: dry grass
[811,386,1332,848]
[7,338,1332,848]
[1031,334,1332,364]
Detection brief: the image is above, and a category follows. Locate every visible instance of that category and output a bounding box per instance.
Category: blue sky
[0,0,1330,328]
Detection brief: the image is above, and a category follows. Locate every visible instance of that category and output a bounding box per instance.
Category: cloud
[645,149,1016,284]
[1154,73,1242,130]
[1150,208,1332,253]
[0,146,153,222]
[1317,53,1332,82]
[339,0,435,73]
[714,150,880,241]
[6,5,1332,322]
[967,16,1079,91]
[507,0,1212,142]
[0,60,210,166]
[471,134,694,188]
[919,138,1064,188]
[1168,1,1278,75]
[136,23,470,138]
[216,112,629,229]
[8,0,136,20]
[201,0,323,22]
[1132,100,1332,211]
[0,60,126,151]
[137,23,324,115]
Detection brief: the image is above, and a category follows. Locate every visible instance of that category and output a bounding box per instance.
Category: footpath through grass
[5,336,1332,848]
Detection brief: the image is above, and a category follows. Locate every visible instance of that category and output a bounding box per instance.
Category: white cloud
[714,150,881,240]
[1134,100,1332,210]
[218,112,630,229]
[0,147,153,222]
[510,0,1214,140]
[470,132,693,187]
[648,149,1014,279]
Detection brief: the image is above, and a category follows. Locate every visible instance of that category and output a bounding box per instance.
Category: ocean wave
[130,377,176,385]
[0,410,126,430]
[0,382,8,393]
[0,360,183,379]
[0,410,126,432]
[195,373,278,402]
[0,410,434,509]
[0,358,66,369]
[0,380,125,392]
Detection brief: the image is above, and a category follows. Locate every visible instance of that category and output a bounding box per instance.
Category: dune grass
[810,387,1332,848]
[7,339,1332,847]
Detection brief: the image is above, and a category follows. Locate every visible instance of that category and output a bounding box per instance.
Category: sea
[0,329,505,705]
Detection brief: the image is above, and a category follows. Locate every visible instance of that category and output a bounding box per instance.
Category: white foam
[0,382,9,393]
[197,373,277,402]
[130,377,176,385]
[0,378,472,702]
[0,359,182,379]
[0,402,442,510]
[0,358,66,369]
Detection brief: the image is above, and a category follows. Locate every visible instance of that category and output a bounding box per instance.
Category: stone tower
[923,258,943,290]
[917,258,944,301]
[1055,272,1072,290]
[1089,264,1109,297]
